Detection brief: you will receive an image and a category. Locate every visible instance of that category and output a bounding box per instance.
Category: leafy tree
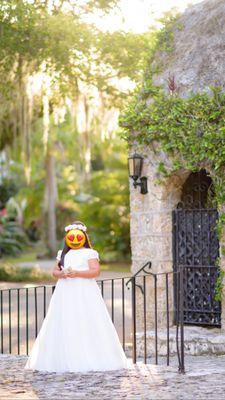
[0,0,152,257]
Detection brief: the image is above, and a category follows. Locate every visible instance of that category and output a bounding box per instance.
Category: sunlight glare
[85,0,203,33]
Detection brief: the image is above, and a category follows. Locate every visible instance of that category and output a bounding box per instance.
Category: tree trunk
[42,81,58,256]
[44,148,57,256]
[83,96,91,179]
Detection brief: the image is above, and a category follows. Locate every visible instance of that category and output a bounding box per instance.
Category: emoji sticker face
[65,229,86,249]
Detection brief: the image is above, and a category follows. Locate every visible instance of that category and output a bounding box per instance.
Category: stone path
[0,354,225,399]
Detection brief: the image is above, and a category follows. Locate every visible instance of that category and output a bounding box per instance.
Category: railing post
[8,289,11,354]
[143,275,147,364]
[154,275,158,365]
[131,276,137,363]
[26,288,29,355]
[111,280,114,323]
[17,289,20,355]
[179,267,185,373]
[101,280,104,297]
[166,273,170,366]
[0,291,3,353]
[34,287,38,338]
[122,278,125,351]
[43,286,46,318]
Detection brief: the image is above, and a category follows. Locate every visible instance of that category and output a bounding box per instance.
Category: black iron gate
[172,170,221,326]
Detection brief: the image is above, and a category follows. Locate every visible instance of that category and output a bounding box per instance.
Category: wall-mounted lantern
[128,152,148,195]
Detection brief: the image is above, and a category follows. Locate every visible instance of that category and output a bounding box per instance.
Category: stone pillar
[129,144,189,331]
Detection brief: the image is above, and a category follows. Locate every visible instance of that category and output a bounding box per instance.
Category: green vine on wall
[119,16,225,301]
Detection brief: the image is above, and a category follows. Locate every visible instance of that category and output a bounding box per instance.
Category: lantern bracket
[133,176,148,194]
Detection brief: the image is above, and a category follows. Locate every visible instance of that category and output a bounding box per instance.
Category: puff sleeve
[56,249,62,261]
[87,249,100,261]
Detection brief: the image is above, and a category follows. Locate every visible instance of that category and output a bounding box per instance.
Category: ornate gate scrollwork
[172,169,221,326]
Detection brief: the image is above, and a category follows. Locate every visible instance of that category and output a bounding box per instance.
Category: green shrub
[0,217,28,257]
[0,179,18,209]
[0,263,52,282]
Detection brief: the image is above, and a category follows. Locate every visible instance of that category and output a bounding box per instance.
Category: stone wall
[129,143,190,330]
[129,143,225,334]
[128,0,225,346]
[152,0,225,97]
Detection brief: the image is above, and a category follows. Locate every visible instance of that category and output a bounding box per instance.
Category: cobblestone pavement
[0,355,225,399]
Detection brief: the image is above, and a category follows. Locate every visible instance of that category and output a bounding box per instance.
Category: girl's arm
[66,258,100,279]
[52,262,68,279]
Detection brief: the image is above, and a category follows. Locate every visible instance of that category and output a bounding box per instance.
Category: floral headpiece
[64,223,87,232]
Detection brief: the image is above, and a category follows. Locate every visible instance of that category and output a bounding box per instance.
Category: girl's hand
[52,263,67,279]
[59,270,69,279]
[66,270,79,278]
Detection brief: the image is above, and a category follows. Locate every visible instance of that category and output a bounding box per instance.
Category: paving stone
[0,354,225,399]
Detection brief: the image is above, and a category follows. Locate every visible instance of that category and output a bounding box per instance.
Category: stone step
[134,326,225,356]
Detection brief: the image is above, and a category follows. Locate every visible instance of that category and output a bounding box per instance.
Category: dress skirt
[24,276,128,373]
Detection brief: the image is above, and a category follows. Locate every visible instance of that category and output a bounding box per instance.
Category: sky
[87,0,203,33]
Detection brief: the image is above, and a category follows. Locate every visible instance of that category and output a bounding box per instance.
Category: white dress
[24,247,128,373]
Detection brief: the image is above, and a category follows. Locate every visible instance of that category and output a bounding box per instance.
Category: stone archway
[130,153,223,329]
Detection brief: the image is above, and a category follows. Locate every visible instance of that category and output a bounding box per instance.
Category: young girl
[24,220,128,373]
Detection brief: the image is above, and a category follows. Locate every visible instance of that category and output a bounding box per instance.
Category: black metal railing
[0,265,185,373]
[127,268,184,373]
